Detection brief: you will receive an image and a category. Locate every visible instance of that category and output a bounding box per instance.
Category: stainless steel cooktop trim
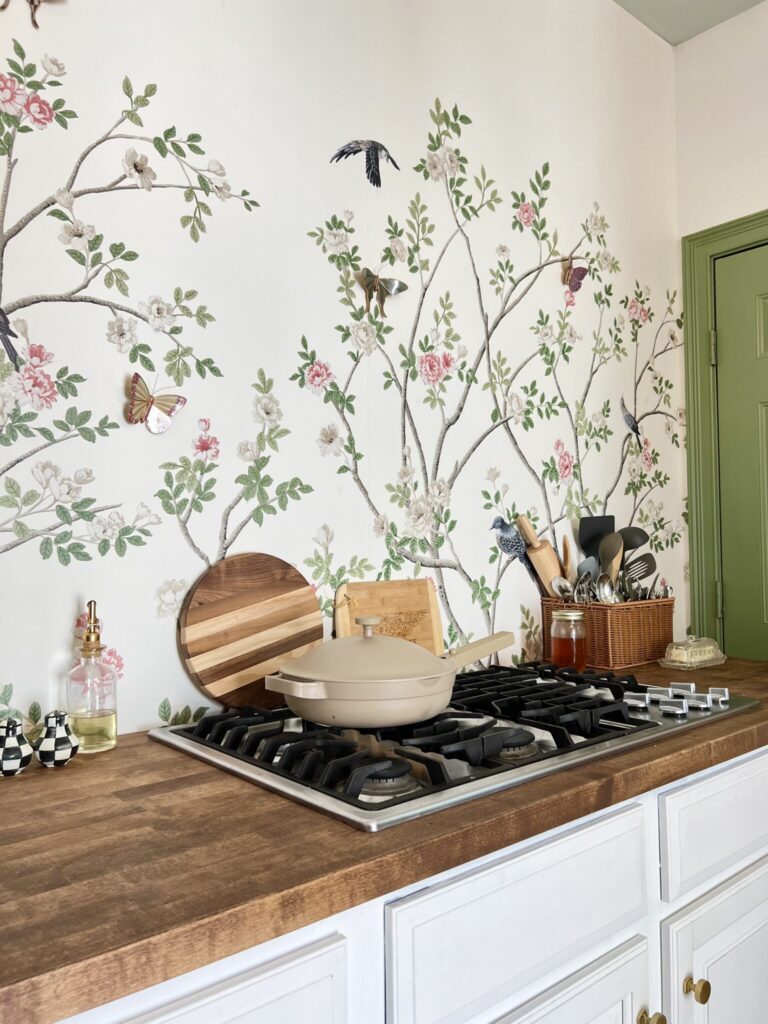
[149,694,759,832]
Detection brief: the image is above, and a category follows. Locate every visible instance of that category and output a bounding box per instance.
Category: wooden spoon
[561,534,572,582]
[598,532,624,584]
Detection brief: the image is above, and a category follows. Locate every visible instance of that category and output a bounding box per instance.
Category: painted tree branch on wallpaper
[155,370,313,567]
[0,39,256,564]
[293,99,685,644]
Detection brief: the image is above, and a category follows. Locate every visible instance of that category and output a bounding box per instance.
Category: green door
[715,244,768,658]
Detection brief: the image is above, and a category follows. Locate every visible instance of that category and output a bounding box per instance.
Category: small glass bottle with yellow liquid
[66,600,117,753]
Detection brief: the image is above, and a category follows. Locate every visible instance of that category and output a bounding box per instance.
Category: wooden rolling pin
[516,516,562,597]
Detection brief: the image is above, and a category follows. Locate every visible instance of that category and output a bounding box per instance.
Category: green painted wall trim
[683,208,768,643]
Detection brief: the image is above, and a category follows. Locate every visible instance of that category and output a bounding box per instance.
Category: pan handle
[444,631,515,671]
[265,674,328,700]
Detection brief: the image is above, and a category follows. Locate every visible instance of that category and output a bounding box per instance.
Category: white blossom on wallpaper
[0,38,256,564]
[291,99,686,644]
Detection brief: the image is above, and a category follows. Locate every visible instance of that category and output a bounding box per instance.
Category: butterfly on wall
[560,256,589,293]
[354,268,408,317]
[126,373,186,434]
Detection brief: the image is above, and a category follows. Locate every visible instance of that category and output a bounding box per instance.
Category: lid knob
[355,615,382,638]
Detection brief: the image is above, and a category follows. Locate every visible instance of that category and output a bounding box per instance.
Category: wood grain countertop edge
[3,660,768,1024]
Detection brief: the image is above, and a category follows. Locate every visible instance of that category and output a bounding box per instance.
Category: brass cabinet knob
[637,1011,667,1024]
[683,976,712,1004]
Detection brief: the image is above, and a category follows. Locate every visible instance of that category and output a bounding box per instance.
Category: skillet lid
[281,616,446,684]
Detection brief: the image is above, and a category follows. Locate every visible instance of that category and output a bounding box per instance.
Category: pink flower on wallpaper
[441,352,455,372]
[306,360,334,394]
[0,74,26,115]
[197,417,211,432]
[555,439,574,480]
[564,289,575,308]
[193,432,220,462]
[23,93,54,129]
[628,298,649,322]
[641,435,653,470]
[26,343,55,369]
[12,365,57,410]
[419,352,447,387]
[516,202,535,228]
[102,647,125,680]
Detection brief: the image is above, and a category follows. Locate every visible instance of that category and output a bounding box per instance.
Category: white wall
[0,0,686,733]
[676,0,768,236]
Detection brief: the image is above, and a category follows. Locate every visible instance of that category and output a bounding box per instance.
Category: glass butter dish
[658,635,726,670]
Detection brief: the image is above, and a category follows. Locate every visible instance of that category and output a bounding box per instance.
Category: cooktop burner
[150,662,758,830]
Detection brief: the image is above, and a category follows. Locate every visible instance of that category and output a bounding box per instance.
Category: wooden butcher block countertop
[3,659,768,1024]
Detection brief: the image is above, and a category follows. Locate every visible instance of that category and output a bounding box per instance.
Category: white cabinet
[662,855,768,1023]
[496,937,653,1024]
[124,935,346,1024]
[659,748,768,901]
[386,807,647,1024]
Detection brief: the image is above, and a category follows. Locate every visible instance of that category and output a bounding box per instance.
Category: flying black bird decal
[330,140,400,188]
[0,308,20,371]
[620,396,642,444]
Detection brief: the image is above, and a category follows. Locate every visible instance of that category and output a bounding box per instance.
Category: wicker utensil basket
[541,597,675,670]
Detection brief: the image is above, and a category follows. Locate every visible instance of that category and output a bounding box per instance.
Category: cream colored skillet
[266,617,515,728]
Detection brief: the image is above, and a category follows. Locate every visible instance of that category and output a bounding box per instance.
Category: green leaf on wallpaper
[28,701,41,725]
[56,546,70,566]
[66,248,86,266]
[47,208,70,222]
[158,698,171,724]
[152,136,168,158]
[97,539,110,557]
[55,505,72,525]
[122,76,133,98]
[39,537,53,559]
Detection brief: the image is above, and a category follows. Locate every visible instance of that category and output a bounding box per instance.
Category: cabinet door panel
[659,748,768,901]
[126,935,346,1024]
[663,855,768,1023]
[387,807,646,1024]
[496,937,648,1024]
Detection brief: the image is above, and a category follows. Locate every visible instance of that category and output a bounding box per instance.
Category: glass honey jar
[550,609,587,672]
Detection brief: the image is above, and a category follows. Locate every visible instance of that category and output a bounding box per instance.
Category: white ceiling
[612,0,764,44]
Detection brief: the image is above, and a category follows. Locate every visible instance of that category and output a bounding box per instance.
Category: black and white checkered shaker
[0,717,33,777]
[34,710,80,768]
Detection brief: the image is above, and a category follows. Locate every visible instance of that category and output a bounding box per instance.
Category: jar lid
[552,609,585,621]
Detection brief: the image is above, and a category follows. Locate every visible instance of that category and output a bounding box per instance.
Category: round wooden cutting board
[178,552,324,709]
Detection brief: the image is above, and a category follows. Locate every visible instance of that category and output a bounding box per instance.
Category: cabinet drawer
[497,936,649,1023]
[662,855,768,1023]
[126,935,346,1024]
[659,747,768,901]
[386,806,647,1024]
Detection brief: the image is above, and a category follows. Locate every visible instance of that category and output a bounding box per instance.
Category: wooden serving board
[178,552,324,709]
[334,579,443,655]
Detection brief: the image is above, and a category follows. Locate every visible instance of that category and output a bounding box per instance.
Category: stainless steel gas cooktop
[150,663,758,831]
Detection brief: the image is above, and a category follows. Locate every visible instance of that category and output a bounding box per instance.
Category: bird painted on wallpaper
[490,516,538,586]
[0,308,20,372]
[330,140,400,188]
[620,397,642,445]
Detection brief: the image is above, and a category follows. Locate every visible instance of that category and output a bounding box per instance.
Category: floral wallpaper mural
[0,0,684,732]
[291,100,686,649]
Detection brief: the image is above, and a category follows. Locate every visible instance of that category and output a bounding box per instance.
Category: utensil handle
[516,515,540,549]
[446,631,515,670]
[265,675,328,699]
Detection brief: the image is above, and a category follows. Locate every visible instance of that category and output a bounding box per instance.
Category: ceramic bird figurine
[34,710,79,768]
[0,308,19,371]
[620,397,642,444]
[0,718,33,777]
[490,516,539,586]
[330,140,400,188]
